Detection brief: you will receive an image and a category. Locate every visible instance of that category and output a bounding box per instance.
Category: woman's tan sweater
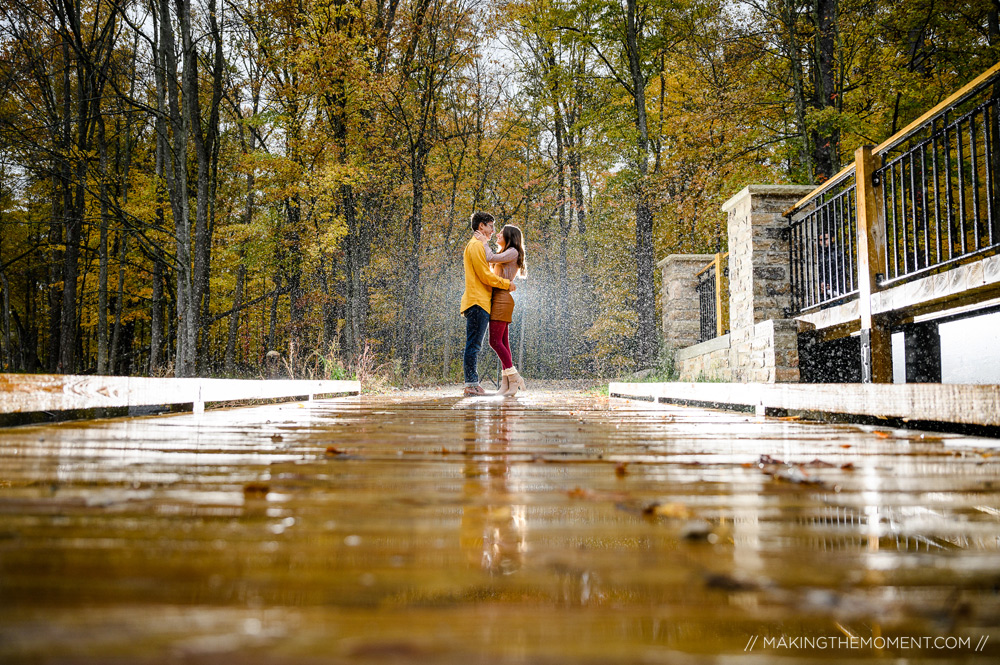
[482,243,519,281]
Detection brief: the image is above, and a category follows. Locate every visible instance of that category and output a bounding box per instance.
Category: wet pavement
[1,388,999,663]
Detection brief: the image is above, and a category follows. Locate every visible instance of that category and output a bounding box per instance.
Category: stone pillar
[658,254,715,351]
[747,319,801,383]
[722,185,814,383]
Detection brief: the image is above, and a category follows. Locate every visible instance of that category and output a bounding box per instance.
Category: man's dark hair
[470,211,494,232]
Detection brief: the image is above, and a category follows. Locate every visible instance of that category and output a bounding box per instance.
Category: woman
[477,224,527,396]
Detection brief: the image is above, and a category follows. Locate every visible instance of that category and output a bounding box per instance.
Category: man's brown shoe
[463,385,486,396]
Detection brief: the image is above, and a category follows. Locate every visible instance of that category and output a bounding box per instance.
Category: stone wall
[722,185,813,383]
[659,185,813,384]
[676,335,731,382]
[743,319,800,383]
[658,254,715,351]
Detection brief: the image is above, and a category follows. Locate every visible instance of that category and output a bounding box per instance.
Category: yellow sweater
[460,237,511,314]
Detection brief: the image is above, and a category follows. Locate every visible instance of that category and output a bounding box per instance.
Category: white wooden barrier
[0,373,360,416]
[609,381,1000,427]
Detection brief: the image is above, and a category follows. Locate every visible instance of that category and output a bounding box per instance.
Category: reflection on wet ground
[1,389,999,663]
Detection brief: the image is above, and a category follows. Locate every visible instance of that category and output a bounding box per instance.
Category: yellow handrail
[695,252,728,278]
[695,259,716,278]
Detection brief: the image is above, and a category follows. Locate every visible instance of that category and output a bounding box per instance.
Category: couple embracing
[460,211,527,397]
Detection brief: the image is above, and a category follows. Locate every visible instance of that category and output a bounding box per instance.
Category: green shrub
[645,342,677,382]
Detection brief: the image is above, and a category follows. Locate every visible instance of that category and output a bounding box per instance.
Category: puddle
[0,390,998,662]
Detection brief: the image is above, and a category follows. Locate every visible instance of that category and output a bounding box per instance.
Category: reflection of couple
[459,404,525,574]
[460,211,527,397]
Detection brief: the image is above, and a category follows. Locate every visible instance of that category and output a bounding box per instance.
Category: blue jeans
[463,305,490,386]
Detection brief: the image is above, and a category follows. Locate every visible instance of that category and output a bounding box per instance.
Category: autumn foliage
[0,0,996,381]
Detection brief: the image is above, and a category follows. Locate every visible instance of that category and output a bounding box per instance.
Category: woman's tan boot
[498,373,509,395]
[500,367,526,396]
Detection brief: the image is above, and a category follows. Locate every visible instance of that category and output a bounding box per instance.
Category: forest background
[0,0,997,384]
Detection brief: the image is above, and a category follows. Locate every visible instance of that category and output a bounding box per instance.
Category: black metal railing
[785,64,1000,317]
[697,268,716,343]
[788,174,860,312]
[877,81,1000,284]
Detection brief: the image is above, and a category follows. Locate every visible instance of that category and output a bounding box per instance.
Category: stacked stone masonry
[658,254,716,352]
[676,335,732,382]
[721,186,812,383]
[661,185,812,384]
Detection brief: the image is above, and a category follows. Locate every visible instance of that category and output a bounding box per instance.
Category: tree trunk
[54,27,74,373]
[569,128,595,328]
[781,0,811,180]
[569,136,587,238]
[539,43,571,369]
[203,127,221,370]
[626,0,656,366]
[990,0,1000,45]
[188,0,224,374]
[150,257,164,373]
[267,274,282,353]
[0,214,4,366]
[26,258,41,372]
[442,326,451,379]
[344,186,368,358]
[0,266,10,371]
[317,255,337,352]
[97,117,110,374]
[47,180,63,372]
[179,0,211,376]
[225,262,246,375]
[279,76,305,369]
[555,96,570,371]
[328,58,367,359]
[58,0,116,373]
[59,153,83,374]
[991,1,1000,226]
[402,142,427,370]
[284,207,304,368]
[162,0,194,377]
[812,0,839,180]
[149,4,168,374]
[109,233,127,373]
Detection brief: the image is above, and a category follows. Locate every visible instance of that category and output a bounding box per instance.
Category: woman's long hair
[501,224,526,277]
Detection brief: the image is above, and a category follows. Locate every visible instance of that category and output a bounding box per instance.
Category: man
[460,211,515,396]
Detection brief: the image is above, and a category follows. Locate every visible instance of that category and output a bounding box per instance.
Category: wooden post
[854,146,892,383]
[713,252,728,337]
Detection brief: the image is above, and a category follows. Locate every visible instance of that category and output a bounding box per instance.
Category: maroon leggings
[489,320,513,370]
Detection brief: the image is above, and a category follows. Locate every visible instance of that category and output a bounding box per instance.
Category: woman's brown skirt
[490,288,514,322]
